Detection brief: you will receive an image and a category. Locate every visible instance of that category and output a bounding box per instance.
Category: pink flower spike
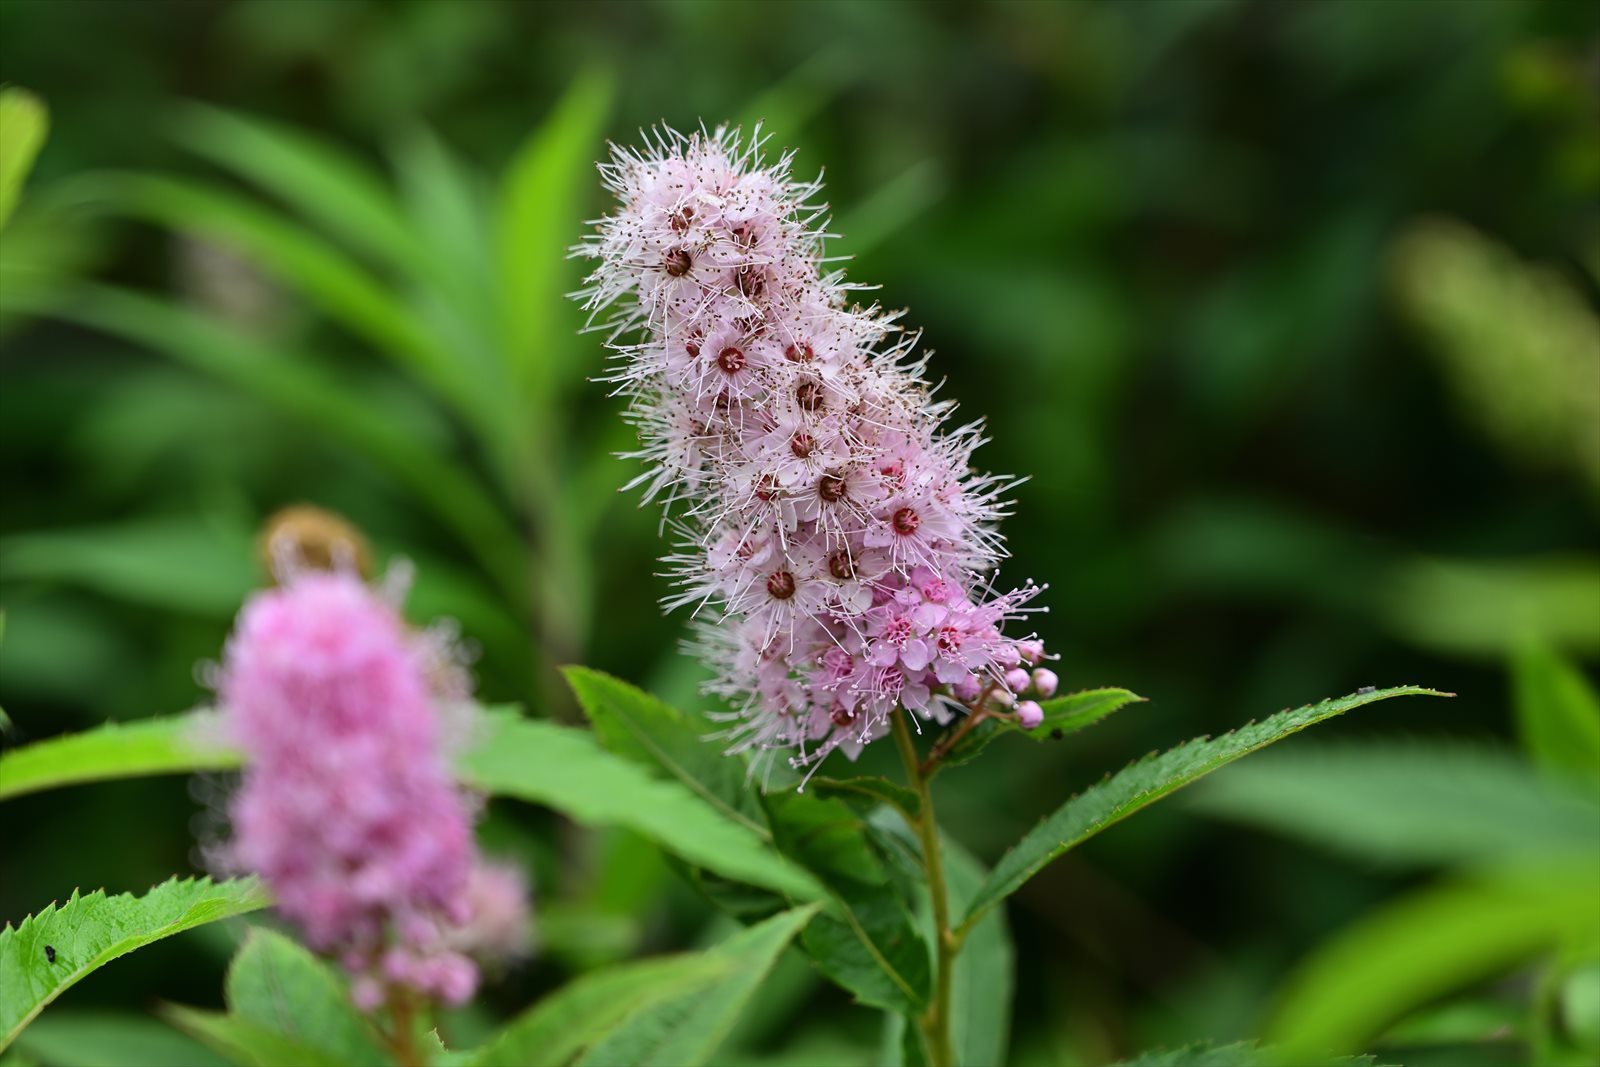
[576,125,1051,776]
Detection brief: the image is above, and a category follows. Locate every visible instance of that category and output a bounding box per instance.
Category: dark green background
[2,1,1596,1064]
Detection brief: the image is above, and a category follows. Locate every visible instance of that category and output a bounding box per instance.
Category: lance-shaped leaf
[467,952,733,1067]
[222,929,388,1065]
[960,686,1449,930]
[0,711,236,801]
[0,877,268,1051]
[574,905,819,1067]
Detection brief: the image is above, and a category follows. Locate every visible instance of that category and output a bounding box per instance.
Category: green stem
[892,709,957,1067]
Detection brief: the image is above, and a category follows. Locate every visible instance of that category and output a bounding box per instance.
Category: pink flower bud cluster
[578,126,1051,773]
[217,570,523,1009]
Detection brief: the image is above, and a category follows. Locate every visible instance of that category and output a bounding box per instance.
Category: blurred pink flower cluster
[216,570,527,1010]
[579,126,1053,775]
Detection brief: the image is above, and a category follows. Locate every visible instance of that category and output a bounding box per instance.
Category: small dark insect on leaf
[1357,685,1376,694]
[44,945,55,963]
[1050,728,1064,741]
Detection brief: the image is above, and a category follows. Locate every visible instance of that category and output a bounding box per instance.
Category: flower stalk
[892,709,956,1067]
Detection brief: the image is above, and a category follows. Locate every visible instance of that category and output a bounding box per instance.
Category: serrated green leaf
[1513,641,1600,782]
[961,686,1449,930]
[0,89,48,229]
[1267,864,1600,1058]
[467,951,733,1067]
[0,712,236,802]
[0,878,268,1051]
[764,792,931,1015]
[563,666,769,836]
[1188,740,1600,868]
[222,929,389,1066]
[574,906,819,1067]
[12,1010,228,1067]
[1112,1040,1390,1066]
[463,712,820,901]
[939,687,1142,768]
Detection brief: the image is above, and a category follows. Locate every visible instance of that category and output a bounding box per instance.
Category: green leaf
[1187,741,1600,868]
[12,1010,229,1067]
[160,1005,343,1067]
[1513,641,1600,782]
[222,929,388,1066]
[0,712,236,802]
[498,67,613,408]
[4,280,528,594]
[960,686,1449,930]
[0,89,49,229]
[1266,864,1600,1058]
[173,105,424,275]
[0,878,268,1051]
[943,836,1014,1067]
[467,952,734,1067]
[764,791,931,1015]
[462,711,820,901]
[0,517,257,617]
[804,776,921,822]
[1112,1041,1389,1066]
[574,906,819,1067]
[563,666,769,836]
[1378,998,1525,1047]
[939,687,1143,768]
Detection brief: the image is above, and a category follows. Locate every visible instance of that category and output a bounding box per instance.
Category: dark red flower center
[664,248,692,277]
[717,346,746,374]
[766,570,797,600]
[795,380,823,411]
[827,549,855,580]
[817,473,847,502]
[892,507,921,535]
[789,432,815,458]
[785,342,815,363]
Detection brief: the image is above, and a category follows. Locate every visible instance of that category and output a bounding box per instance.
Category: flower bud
[1016,700,1045,730]
[1004,667,1032,694]
[1031,668,1059,698]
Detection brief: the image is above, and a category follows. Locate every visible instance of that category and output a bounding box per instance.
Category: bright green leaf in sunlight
[0,878,268,1051]
[0,712,237,801]
[1513,640,1600,782]
[960,686,1449,930]
[0,88,48,228]
[573,905,819,1067]
[1188,741,1600,867]
[1266,864,1600,1058]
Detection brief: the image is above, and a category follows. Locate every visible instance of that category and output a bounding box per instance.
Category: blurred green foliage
[1,0,1597,1064]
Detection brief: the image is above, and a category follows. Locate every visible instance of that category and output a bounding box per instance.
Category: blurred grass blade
[1266,865,1600,1058]
[59,172,495,436]
[959,686,1451,932]
[0,88,49,229]
[498,66,612,409]
[1513,640,1600,782]
[0,516,257,617]
[1188,741,1600,867]
[6,280,529,598]
[173,104,425,276]
[12,1010,230,1067]
[468,952,734,1066]
[836,159,945,260]
[0,878,268,1051]
[573,906,820,1067]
